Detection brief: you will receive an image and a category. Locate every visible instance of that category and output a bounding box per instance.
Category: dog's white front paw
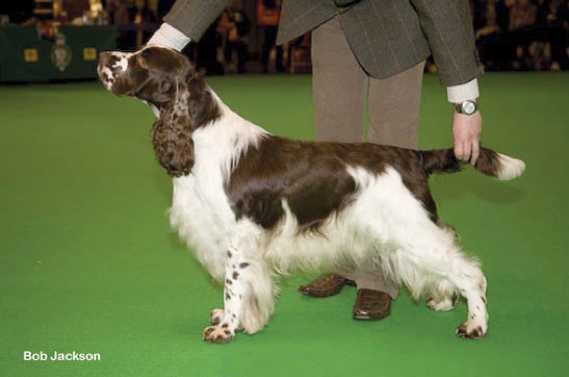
[209,308,224,325]
[203,324,234,344]
[456,320,487,339]
[427,297,456,312]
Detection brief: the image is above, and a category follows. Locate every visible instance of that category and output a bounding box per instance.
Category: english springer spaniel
[98,47,525,343]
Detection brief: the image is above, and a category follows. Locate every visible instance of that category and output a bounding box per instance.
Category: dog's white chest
[169,170,236,281]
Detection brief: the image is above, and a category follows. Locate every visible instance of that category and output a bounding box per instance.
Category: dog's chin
[107,81,135,97]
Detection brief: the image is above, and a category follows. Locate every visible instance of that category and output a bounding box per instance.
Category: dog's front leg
[202,247,246,343]
[203,224,274,344]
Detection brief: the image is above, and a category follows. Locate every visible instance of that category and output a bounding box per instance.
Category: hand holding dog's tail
[421,147,526,181]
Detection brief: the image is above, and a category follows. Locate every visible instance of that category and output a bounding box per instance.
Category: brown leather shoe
[352,289,392,320]
[298,274,354,298]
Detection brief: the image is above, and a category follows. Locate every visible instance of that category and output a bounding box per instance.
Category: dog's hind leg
[382,221,488,339]
[447,253,488,339]
[353,167,488,338]
[408,238,488,339]
[203,221,275,343]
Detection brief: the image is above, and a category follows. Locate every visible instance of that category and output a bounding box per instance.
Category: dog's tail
[420,147,526,181]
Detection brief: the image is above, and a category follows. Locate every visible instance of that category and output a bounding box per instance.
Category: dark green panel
[0,25,117,82]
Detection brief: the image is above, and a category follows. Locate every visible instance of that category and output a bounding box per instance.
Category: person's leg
[300,16,366,298]
[367,61,425,149]
[303,17,397,319]
[311,16,366,143]
[347,61,425,305]
[346,272,399,298]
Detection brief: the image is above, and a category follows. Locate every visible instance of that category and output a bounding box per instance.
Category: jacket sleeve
[163,0,231,41]
[409,0,483,86]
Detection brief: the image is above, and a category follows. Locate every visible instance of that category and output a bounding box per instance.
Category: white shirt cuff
[147,23,191,52]
[447,79,479,103]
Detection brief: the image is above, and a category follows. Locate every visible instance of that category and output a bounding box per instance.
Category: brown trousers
[311,17,425,298]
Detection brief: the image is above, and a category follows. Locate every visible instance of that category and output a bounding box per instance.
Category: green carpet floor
[1,73,568,377]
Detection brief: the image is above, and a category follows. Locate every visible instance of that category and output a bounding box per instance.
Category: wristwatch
[454,100,479,116]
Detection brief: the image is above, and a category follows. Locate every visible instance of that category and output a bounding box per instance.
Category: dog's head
[97,47,190,104]
[97,47,221,177]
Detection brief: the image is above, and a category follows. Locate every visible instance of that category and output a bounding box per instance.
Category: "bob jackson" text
[23,351,102,361]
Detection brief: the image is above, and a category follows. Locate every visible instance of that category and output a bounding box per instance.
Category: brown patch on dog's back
[227,137,438,232]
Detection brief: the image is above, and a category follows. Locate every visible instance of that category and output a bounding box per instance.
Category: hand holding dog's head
[97,46,191,104]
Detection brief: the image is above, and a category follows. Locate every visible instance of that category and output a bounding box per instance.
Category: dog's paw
[209,308,224,325]
[427,297,455,312]
[456,321,487,340]
[203,325,234,344]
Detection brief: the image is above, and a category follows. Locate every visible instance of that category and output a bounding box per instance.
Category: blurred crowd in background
[470,0,569,71]
[1,0,568,74]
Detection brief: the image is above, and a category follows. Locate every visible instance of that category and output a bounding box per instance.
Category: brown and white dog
[98,47,525,343]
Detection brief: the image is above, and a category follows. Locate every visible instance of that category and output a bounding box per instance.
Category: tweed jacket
[164,0,482,86]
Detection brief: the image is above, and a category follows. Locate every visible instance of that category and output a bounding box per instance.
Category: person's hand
[452,111,482,165]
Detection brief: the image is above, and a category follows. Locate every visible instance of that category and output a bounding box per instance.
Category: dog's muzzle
[97,51,132,90]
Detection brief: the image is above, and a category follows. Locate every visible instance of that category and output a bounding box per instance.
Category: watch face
[463,101,476,114]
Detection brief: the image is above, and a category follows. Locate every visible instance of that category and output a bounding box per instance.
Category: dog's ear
[151,114,194,177]
[137,47,189,76]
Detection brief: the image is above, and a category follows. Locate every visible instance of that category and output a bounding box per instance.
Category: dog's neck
[190,88,269,173]
[151,79,267,140]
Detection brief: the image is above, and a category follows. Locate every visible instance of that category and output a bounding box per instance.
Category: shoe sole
[352,310,390,321]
